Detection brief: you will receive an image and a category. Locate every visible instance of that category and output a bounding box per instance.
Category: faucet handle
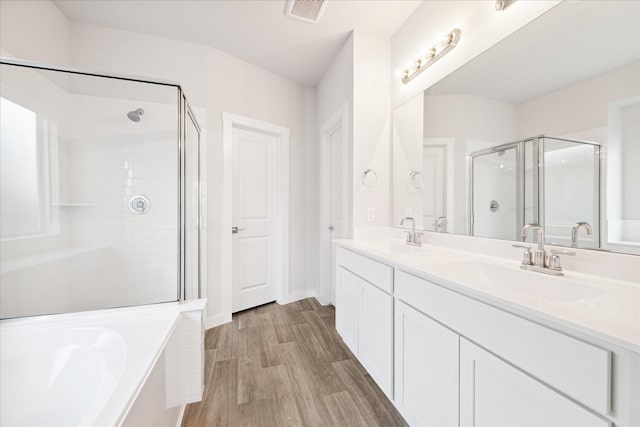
[413,232,423,245]
[404,231,412,243]
[512,244,533,265]
[512,244,532,249]
[548,249,575,271]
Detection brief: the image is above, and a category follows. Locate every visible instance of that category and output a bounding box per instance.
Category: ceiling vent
[285,0,327,24]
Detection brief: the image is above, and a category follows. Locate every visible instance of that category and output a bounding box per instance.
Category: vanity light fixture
[495,0,516,11]
[401,28,461,85]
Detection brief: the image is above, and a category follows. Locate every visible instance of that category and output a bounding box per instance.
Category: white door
[459,338,609,427]
[394,300,459,427]
[232,127,277,313]
[320,120,345,305]
[422,145,447,232]
[358,281,393,398]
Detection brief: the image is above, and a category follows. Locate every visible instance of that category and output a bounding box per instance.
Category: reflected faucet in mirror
[571,222,593,248]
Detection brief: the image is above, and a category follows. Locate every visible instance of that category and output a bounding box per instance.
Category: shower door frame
[180,96,203,301]
[0,56,202,306]
[468,135,601,247]
[468,141,525,239]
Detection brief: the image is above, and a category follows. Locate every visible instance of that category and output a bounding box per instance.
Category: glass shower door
[0,62,182,318]
[542,136,600,249]
[470,145,521,240]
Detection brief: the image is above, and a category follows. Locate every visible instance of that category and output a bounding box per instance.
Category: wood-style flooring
[182,298,407,427]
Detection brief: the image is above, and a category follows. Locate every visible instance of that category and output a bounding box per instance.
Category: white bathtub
[0,300,205,427]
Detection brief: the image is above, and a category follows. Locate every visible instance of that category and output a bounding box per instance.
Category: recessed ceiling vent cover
[285,0,327,24]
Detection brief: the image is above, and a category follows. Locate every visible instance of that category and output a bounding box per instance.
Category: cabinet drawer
[336,247,393,294]
[395,270,611,415]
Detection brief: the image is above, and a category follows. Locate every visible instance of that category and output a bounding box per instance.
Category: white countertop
[335,238,640,353]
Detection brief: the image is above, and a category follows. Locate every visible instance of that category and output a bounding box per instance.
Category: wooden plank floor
[182,298,408,427]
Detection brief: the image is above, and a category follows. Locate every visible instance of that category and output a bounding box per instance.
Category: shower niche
[0,58,202,319]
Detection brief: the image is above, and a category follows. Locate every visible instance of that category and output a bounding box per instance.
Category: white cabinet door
[359,281,393,398]
[394,301,459,427]
[460,338,609,427]
[335,266,359,355]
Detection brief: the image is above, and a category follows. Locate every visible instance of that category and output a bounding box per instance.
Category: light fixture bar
[401,28,461,85]
[495,0,517,11]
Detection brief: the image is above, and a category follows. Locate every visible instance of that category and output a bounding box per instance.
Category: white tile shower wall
[165,310,204,407]
[62,95,179,307]
[1,87,181,318]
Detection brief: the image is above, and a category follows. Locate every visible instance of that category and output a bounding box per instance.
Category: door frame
[423,138,455,233]
[319,102,351,305]
[222,112,290,316]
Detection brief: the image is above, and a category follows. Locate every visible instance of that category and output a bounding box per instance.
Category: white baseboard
[205,312,232,330]
[278,289,317,305]
[175,404,186,427]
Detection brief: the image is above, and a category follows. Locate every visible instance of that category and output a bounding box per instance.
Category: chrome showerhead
[127,108,144,122]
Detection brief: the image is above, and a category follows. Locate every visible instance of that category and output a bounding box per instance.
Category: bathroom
[0,0,638,426]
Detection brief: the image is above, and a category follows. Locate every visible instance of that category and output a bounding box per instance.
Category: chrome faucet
[401,217,422,246]
[521,224,545,267]
[514,223,575,276]
[571,222,592,248]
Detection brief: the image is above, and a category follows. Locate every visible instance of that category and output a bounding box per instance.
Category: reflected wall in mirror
[392,0,640,255]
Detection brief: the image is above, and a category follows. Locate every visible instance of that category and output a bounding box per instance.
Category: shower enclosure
[469,136,600,248]
[0,58,201,319]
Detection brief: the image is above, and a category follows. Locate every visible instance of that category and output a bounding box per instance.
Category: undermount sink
[437,262,609,303]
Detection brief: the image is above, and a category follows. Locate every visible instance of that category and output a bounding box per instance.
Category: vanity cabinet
[335,248,393,398]
[333,245,637,427]
[459,338,609,427]
[394,300,459,426]
[335,266,360,353]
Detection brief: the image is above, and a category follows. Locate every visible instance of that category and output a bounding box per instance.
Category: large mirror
[392,0,640,255]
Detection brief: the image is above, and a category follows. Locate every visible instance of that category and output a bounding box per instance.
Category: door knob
[232,227,246,234]
[328,225,334,231]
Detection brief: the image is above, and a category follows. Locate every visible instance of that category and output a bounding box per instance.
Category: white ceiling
[54,0,422,87]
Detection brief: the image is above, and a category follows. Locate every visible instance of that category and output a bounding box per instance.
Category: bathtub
[0,300,206,427]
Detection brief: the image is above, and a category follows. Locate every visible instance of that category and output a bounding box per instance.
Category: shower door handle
[232,227,246,234]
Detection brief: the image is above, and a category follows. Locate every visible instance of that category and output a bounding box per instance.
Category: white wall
[0,1,319,326]
[0,0,69,65]
[352,31,391,228]
[515,62,640,140]
[392,94,423,227]
[205,47,316,323]
[317,34,354,136]
[391,0,560,109]
[316,33,354,303]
